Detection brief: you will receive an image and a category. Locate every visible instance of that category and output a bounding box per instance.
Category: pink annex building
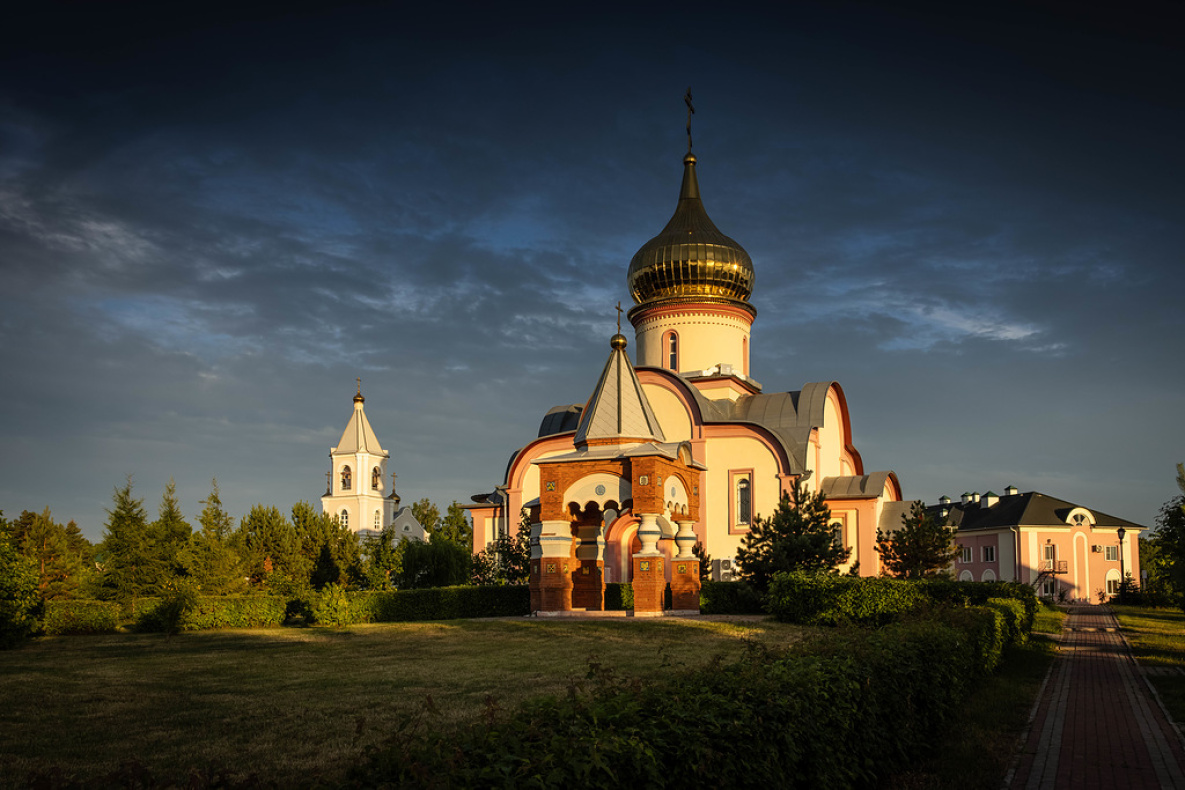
[930,488,1143,602]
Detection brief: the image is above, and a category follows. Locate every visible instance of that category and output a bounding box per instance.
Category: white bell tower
[320,380,398,536]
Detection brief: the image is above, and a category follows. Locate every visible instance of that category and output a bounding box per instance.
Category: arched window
[340,509,349,529]
[742,337,749,376]
[666,331,679,371]
[341,466,352,491]
[374,511,381,530]
[737,478,751,525]
[372,467,382,490]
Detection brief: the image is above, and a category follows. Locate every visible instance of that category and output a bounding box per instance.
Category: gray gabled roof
[573,342,665,445]
[333,399,387,456]
[930,491,1145,531]
[878,500,920,534]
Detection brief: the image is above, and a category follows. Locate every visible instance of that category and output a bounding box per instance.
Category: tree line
[0,476,531,622]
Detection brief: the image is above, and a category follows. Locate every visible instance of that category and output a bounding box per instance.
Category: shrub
[699,580,765,614]
[135,594,286,632]
[352,613,1009,788]
[604,583,633,611]
[919,579,1038,632]
[985,597,1029,646]
[305,585,531,625]
[42,600,122,635]
[767,572,927,626]
[400,539,471,589]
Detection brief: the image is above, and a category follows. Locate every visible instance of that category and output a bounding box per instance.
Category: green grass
[1032,601,1067,634]
[0,617,797,787]
[1112,604,1185,723]
[883,636,1059,790]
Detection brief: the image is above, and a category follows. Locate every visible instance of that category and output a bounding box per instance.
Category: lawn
[0,616,797,787]
[1112,604,1185,723]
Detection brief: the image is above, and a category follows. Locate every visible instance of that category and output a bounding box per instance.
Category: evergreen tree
[292,501,362,588]
[734,479,848,592]
[98,477,161,610]
[182,480,246,594]
[435,501,474,548]
[401,539,471,588]
[16,508,92,600]
[151,478,192,578]
[237,505,306,586]
[875,501,960,579]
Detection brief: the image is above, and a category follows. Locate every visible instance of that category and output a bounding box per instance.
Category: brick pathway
[1009,605,1185,789]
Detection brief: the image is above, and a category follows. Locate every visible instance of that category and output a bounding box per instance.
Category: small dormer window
[1071,513,1087,526]
[372,466,382,490]
[341,466,352,490]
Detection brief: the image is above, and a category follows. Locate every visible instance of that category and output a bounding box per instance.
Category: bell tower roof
[626,152,755,309]
[333,384,387,456]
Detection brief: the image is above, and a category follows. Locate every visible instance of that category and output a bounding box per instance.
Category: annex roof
[821,472,893,500]
[931,491,1144,531]
[573,337,665,446]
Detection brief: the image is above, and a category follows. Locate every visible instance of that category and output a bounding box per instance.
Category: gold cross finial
[356,377,362,395]
[684,87,695,154]
[615,301,623,333]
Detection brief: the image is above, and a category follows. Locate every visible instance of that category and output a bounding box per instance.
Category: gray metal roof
[930,491,1145,531]
[878,500,920,534]
[573,342,665,445]
[820,472,892,500]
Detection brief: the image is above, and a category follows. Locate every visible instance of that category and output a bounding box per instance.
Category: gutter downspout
[1010,526,1021,583]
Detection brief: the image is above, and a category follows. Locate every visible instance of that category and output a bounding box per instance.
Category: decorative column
[632,513,665,616]
[572,523,606,611]
[533,523,574,614]
[670,519,701,612]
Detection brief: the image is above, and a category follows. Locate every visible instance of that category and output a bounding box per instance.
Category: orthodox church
[320,383,425,541]
[469,145,907,614]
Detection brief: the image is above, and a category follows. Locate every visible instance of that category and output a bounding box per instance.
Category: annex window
[1043,544,1056,570]
[1105,545,1119,561]
[340,509,349,529]
[982,546,996,563]
[737,477,751,526]
[341,465,352,491]
[1106,576,1121,596]
[960,546,973,563]
[372,466,382,490]
[1042,579,1057,598]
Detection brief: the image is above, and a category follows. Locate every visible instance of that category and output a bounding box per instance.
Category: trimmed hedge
[135,594,287,632]
[352,604,1025,788]
[307,585,531,626]
[767,572,927,626]
[42,600,121,635]
[699,580,765,614]
[767,572,1039,633]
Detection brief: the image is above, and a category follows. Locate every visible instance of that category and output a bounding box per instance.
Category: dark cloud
[2,2,1183,536]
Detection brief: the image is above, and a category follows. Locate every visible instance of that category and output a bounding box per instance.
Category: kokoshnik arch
[467,143,908,615]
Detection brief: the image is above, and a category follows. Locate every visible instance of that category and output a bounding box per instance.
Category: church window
[372,467,382,490]
[341,466,352,490]
[666,331,679,371]
[742,337,749,376]
[340,510,349,529]
[831,520,844,550]
[374,511,381,529]
[737,478,751,525]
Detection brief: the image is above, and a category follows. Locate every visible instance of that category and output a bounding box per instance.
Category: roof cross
[615,301,623,334]
[684,87,695,153]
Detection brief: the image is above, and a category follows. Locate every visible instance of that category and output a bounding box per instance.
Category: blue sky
[2,1,1182,539]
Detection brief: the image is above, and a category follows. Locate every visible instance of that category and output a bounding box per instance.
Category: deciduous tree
[1,512,41,648]
[1149,463,1185,611]
[435,501,473,548]
[875,502,959,579]
[471,510,529,585]
[735,480,849,592]
[411,498,441,535]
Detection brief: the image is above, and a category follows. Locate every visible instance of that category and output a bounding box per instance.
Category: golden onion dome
[627,153,755,308]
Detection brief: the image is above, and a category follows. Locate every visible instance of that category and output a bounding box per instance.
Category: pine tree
[237,505,306,586]
[151,478,192,579]
[182,480,246,594]
[734,479,849,591]
[875,501,960,579]
[99,477,161,610]
[435,501,474,548]
[471,509,530,585]
[411,498,441,535]
[17,508,91,600]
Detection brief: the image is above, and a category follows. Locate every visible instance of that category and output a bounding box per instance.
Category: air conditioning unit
[711,558,735,582]
[1091,545,1102,553]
